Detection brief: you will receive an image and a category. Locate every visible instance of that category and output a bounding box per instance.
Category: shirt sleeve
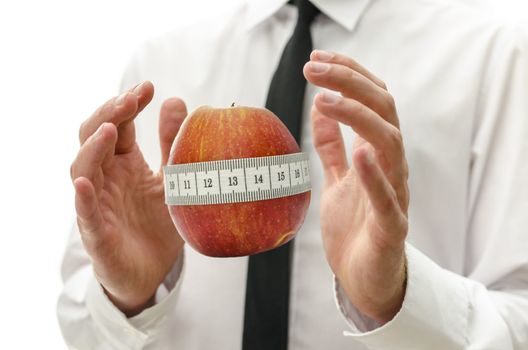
[57,223,185,350]
[334,25,528,350]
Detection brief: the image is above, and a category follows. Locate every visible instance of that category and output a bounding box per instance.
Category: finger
[159,98,187,167]
[353,146,407,248]
[311,105,348,184]
[115,81,155,153]
[79,81,154,143]
[313,92,404,173]
[78,81,155,153]
[303,61,399,128]
[130,81,155,117]
[74,177,115,256]
[71,123,118,190]
[74,177,104,236]
[310,50,387,90]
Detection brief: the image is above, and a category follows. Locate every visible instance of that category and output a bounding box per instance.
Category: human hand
[304,51,409,323]
[70,82,187,316]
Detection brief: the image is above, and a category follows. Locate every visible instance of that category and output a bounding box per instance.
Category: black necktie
[242,1,320,349]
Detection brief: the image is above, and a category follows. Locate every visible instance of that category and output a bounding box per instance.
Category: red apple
[167,105,311,257]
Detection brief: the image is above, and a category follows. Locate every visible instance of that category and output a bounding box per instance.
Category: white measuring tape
[163,152,311,205]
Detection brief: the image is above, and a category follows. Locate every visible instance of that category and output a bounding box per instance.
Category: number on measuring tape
[163,152,311,205]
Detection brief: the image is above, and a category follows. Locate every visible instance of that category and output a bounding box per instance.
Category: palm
[93,144,181,298]
[319,138,372,277]
[317,132,407,319]
[304,51,408,322]
[72,85,188,314]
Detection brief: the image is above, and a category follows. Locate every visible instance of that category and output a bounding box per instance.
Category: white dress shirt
[57,0,528,349]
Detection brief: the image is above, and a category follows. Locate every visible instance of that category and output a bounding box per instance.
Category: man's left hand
[303,50,409,324]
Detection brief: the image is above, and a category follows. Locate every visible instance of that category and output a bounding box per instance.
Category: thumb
[74,176,106,254]
[159,98,187,167]
[311,102,348,185]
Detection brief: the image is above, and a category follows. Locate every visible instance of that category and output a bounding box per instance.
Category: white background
[0,0,526,348]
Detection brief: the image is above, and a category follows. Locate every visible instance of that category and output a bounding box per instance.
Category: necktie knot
[294,0,320,25]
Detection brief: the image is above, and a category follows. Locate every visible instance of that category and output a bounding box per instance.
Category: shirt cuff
[85,252,185,350]
[335,243,469,349]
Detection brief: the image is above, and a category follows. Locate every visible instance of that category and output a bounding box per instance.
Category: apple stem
[231,102,235,107]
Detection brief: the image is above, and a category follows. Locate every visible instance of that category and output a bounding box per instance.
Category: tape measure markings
[164,152,310,205]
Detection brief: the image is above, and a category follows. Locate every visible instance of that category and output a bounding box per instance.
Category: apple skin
[167,105,311,257]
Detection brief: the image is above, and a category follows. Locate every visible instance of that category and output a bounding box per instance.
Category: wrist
[103,287,156,317]
[371,256,407,323]
[340,250,407,324]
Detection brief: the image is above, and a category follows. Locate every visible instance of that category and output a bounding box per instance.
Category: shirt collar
[243,0,373,32]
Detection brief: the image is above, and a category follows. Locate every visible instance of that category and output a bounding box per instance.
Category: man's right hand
[70,82,187,316]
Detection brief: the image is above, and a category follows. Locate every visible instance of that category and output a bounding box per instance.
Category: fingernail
[314,50,333,61]
[96,123,106,138]
[309,61,330,74]
[319,92,342,104]
[115,92,128,106]
[133,81,145,95]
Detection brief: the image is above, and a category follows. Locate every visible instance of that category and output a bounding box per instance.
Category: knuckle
[349,100,366,116]
[78,120,88,143]
[385,92,395,107]
[383,91,397,113]
[402,160,409,180]
[345,56,359,68]
[346,68,359,86]
[70,152,84,181]
[312,117,327,137]
[79,99,115,144]
[403,187,410,210]
[386,126,403,150]
[399,215,409,235]
[371,194,408,251]
[394,216,409,242]
[380,190,399,214]
[396,185,410,212]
